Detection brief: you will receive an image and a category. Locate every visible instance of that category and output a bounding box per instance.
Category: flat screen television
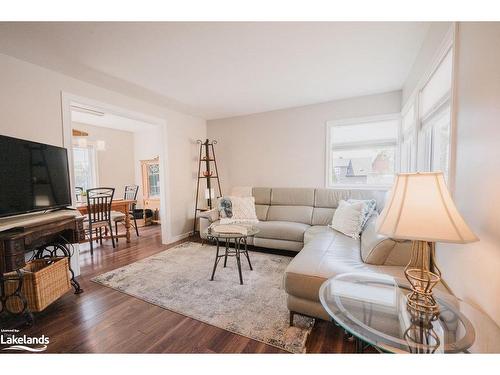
[0,135,72,218]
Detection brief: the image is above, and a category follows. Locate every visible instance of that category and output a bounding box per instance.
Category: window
[147,163,160,197]
[417,48,453,179]
[73,146,97,191]
[420,106,451,177]
[326,115,399,187]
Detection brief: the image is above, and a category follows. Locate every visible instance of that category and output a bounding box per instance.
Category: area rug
[92,241,314,353]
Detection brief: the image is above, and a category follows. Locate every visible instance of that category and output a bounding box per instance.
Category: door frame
[60,92,171,245]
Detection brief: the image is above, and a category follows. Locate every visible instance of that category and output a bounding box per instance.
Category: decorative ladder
[192,139,222,235]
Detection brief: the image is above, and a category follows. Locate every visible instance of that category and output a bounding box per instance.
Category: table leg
[223,240,229,267]
[210,239,220,281]
[243,238,253,270]
[124,204,131,243]
[0,270,34,326]
[33,243,83,294]
[236,238,243,285]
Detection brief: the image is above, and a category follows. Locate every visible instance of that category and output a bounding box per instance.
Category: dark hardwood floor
[0,225,359,354]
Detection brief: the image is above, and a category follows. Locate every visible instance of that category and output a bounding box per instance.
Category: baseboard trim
[166,232,192,244]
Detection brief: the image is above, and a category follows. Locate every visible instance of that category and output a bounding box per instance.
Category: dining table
[76,199,136,243]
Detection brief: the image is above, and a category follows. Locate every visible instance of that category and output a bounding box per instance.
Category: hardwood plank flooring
[0,225,360,354]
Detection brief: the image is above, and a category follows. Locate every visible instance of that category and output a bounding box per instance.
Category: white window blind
[417,46,453,180]
[420,49,453,117]
[400,104,416,172]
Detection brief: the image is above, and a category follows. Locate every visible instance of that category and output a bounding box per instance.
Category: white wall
[437,23,500,326]
[0,53,206,242]
[133,127,162,207]
[72,122,135,198]
[207,91,401,191]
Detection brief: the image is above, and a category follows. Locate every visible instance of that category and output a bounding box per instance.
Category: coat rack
[193,139,222,234]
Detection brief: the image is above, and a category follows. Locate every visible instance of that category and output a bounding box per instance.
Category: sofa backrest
[252,187,388,225]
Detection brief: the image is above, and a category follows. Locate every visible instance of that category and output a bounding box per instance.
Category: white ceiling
[0,22,430,120]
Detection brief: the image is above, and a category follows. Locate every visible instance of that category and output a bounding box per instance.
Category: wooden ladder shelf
[192,139,222,234]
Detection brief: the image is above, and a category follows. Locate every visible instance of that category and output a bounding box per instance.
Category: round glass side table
[207,226,259,285]
[319,273,500,353]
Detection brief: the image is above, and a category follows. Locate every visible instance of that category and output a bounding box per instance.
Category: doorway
[61,93,170,246]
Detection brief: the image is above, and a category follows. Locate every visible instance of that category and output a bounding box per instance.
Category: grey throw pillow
[218,197,233,219]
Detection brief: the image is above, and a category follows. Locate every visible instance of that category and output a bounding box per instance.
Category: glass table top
[319,273,500,353]
[207,225,259,238]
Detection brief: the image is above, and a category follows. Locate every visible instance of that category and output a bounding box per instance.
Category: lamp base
[405,240,442,316]
[404,304,441,353]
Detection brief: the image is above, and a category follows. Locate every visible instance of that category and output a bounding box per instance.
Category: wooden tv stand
[0,210,85,325]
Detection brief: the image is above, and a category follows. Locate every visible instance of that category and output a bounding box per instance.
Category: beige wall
[0,53,206,242]
[207,91,401,192]
[72,122,135,198]
[437,23,500,326]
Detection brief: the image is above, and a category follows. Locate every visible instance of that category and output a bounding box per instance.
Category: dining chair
[112,185,140,240]
[85,187,116,255]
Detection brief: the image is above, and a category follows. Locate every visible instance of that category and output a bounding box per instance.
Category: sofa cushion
[271,188,314,206]
[304,225,334,244]
[253,237,303,252]
[267,205,313,224]
[254,204,269,221]
[311,207,336,226]
[285,226,443,303]
[252,187,271,205]
[255,220,310,242]
[314,188,387,213]
[285,230,368,301]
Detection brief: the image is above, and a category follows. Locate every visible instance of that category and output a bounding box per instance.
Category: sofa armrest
[361,214,411,266]
[199,217,210,239]
[198,208,219,222]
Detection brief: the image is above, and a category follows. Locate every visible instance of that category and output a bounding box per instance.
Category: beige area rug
[92,241,314,353]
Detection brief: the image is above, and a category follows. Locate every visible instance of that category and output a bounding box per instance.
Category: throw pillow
[347,199,377,230]
[330,200,366,239]
[218,197,233,219]
[219,196,259,224]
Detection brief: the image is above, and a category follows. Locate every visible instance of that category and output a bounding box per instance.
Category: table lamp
[376,172,478,315]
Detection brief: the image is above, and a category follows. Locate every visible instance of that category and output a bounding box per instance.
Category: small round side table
[319,272,500,353]
[207,227,259,285]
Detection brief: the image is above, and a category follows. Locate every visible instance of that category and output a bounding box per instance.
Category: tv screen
[0,135,72,218]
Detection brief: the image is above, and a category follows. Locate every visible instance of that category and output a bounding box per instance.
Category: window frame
[399,24,457,191]
[325,113,401,189]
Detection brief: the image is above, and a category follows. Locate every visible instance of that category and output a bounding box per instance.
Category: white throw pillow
[330,200,365,239]
[347,198,377,230]
[219,196,259,224]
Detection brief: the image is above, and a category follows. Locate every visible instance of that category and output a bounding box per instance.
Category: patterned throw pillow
[330,200,368,239]
[218,196,259,224]
[218,197,233,219]
[347,199,377,230]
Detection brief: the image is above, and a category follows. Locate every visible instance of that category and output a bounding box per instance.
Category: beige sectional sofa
[199,187,414,323]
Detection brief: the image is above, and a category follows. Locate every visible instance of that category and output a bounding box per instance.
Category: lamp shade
[376,172,478,243]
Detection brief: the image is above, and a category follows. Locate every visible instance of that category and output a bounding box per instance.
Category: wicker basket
[4,257,72,313]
